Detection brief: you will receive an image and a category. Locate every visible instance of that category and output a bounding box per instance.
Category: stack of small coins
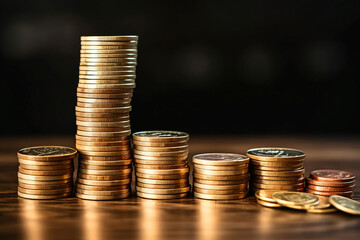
[17,146,77,200]
[193,153,250,200]
[246,148,306,207]
[132,131,190,200]
[75,35,138,200]
[306,169,356,198]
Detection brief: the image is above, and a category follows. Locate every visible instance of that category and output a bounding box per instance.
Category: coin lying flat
[195,179,249,185]
[195,168,248,176]
[18,182,72,190]
[137,182,188,189]
[194,192,247,200]
[194,163,248,171]
[194,173,249,181]
[133,131,189,142]
[136,177,188,185]
[136,172,188,180]
[80,50,138,55]
[306,184,355,192]
[194,187,246,195]
[194,182,247,190]
[256,198,282,208]
[19,163,73,170]
[76,183,129,191]
[136,186,190,194]
[137,191,188,200]
[18,159,73,166]
[76,192,130,200]
[76,188,130,196]
[18,168,73,176]
[81,36,138,41]
[18,146,77,161]
[78,178,131,186]
[18,187,72,195]
[18,191,72,200]
[81,45,137,50]
[272,191,319,206]
[133,140,188,147]
[306,177,355,187]
[329,195,360,215]
[18,178,73,185]
[193,153,249,166]
[246,148,305,161]
[310,170,355,182]
[18,172,72,181]
[306,189,353,197]
[135,163,187,169]
[136,167,189,175]
[80,159,132,166]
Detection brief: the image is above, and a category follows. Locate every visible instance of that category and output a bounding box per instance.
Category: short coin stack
[133,131,190,200]
[17,146,77,200]
[193,153,250,200]
[75,35,138,200]
[306,169,355,198]
[246,148,306,207]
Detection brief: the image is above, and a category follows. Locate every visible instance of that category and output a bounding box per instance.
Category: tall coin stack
[17,146,77,200]
[246,148,306,206]
[306,169,355,198]
[132,131,190,200]
[193,153,250,200]
[75,35,138,200]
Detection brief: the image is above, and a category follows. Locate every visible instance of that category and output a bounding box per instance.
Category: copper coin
[194,187,246,195]
[75,134,129,142]
[134,145,188,152]
[194,178,249,185]
[133,140,188,147]
[78,149,131,156]
[18,168,73,176]
[246,147,305,161]
[18,186,72,195]
[18,178,73,185]
[77,87,133,94]
[76,183,129,191]
[310,170,355,182]
[136,182,189,189]
[136,172,188,180]
[251,168,304,177]
[76,116,130,122]
[78,173,131,181]
[18,191,71,200]
[251,174,304,181]
[77,178,131,186]
[76,144,130,152]
[76,188,130,196]
[306,177,355,187]
[194,182,247,190]
[306,184,355,192]
[135,163,187,169]
[80,164,131,170]
[80,159,132,165]
[19,163,73,171]
[250,165,303,171]
[194,164,248,171]
[77,102,131,108]
[75,192,130,200]
[76,139,130,146]
[194,168,248,176]
[134,159,187,165]
[77,97,132,103]
[76,120,131,127]
[253,177,304,185]
[132,131,189,142]
[17,146,77,161]
[192,153,249,166]
[136,177,188,185]
[79,154,132,161]
[194,173,249,181]
[18,158,73,166]
[250,159,304,167]
[306,189,354,197]
[134,154,188,161]
[18,182,72,190]
[79,168,131,175]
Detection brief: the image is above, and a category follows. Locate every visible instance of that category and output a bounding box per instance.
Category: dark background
[1,1,359,136]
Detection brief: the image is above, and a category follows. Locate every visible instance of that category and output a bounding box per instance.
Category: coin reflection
[139,199,160,240]
[19,199,44,240]
[197,200,218,240]
[81,200,102,240]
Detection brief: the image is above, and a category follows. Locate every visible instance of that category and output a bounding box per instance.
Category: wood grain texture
[0,136,359,240]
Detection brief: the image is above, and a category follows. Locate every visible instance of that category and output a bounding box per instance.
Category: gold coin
[134,145,188,152]
[136,172,188,180]
[77,101,131,108]
[79,75,136,80]
[256,198,282,208]
[307,207,338,213]
[81,36,138,41]
[194,173,249,181]
[272,191,319,206]
[80,58,137,63]
[193,153,249,166]
[194,182,247,190]
[329,195,360,215]
[251,168,304,177]
[78,80,135,85]
[79,154,131,161]
[137,191,188,200]
[79,64,136,70]
[135,163,187,169]
[18,158,72,166]
[18,182,72,190]
[77,178,130,186]
[80,164,130,170]
[136,167,189,175]
[76,120,131,128]
[194,179,249,185]
[81,45,137,50]
[76,144,130,152]
[194,187,246,195]
[77,88,133,95]
[194,163,248,171]
[77,130,131,138]
[79,168,131,175]
[78,149,131,156]
[255,190,277,202]
[76,188,130,196]
[134,149,188,157]
[80,53,137,59]
[75,134,129,142]
[136,182,188,189]
[77,125,131,132]
[80,159,132,166]
[136,186,190,194]
[18,146,77,161]
[133,140,188,147]
[78,173,130,181]
[76,192,130,200]
[81,41,137,46]
[194,192,247,200]
[18,172,72,181]
[136,177,188,185]
[78,83,135,89]
[18,178,72,185]
[19,163,72,170]
[132,131,189,142]
[18,191,71,200]
[80,62,137,66]
[246,148,305,162]
[251,159,303,167]
[251,165,303,171]
[253,177,304,185]
[134,154,188,161]
[76,106,132,113]
[134,159,187,165]
[252,182,304,190]
[80,50,137,55]
[305,196,331,209]
[194,168,248,176]
[18,186,72,195]
[76,183,129,191]
[77,97,132,103]
[18,168,73,176]
[77,93,133,99]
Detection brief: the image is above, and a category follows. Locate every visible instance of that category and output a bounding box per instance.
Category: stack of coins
[75,35,138,200]
[193,153,250,200]
[17,146,77,200]
[132,131,190,200]
[246,148,306,206]
[306,169,355,198]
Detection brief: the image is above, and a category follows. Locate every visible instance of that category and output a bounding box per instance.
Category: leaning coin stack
[193,153,250,200]
[17,146,77,200]
[246,148,306,206]
[306,169,355,198]
[132,131,190,200]
[75,35,138,200]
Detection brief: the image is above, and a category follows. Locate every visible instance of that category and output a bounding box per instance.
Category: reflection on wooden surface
[0,136,360,240]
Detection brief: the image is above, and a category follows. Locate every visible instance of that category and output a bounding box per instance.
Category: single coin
[310,169,356,182]
[255,190,277,202]
[251,159,304,167]
[194,187,246,195]
[136,167,189,175]
[256,198,282,207]
[305,196,332,209]
[79,168,131,175]
[246,147,305,161]
[307,207,338,213]
[78,178,130,186]
[272,191,319,206]
[79,75,136,80]
[18,168,73,176]
[194,163,248,171]
[133,140,188,147]
[18,178,72,185]
[134,159,187,165]
[77,101,131,108]
[18,182,72,190]
[18,172,72,181]
[306,184,355,192]
[133,131,189,142]
[80,159,132,166]
[76,183,129,191]
[305,189,354,197]
[76,192,130,200]
[18,191,71,200]
[18,158,72,166]
[76,139,130,146]
[193,153,249,166]
[76,188,130,196]
[136,177,188,185]
[136,186,190,194]
[253,177,304,185]
[19,163,72,170]
[194,179,249,185]
[76,145,130,152]
[18,146,77,161]
[252,182,304,190]
[136,182,188,189]
[136,172,188,180]
[76,106,131,113]
[78,173,131,181]
[134,149,188,157]
[134,154,188,161]
[80,50,137,55]
[81,41,137,46]
[79,65,136,70]
[80,53,137,59]
[77,130,131,138]
[137,191,188,200]
[251,174,304,181]
[80,164,131,170]
[79,154,131,161]
[135,163,186,169]
[251,168,304,177]
[77,125,131,132]
[194,192,247,200]
[18,186,72,195]
[329,195,360,215]
[250,165,303,171]
[77,97,132,103]
[194,173,249,181]
[81,36,138,41]
[81,45,137,50]
[194,168,248,176]
[134,145,188,152]
[194,182,247,190]
[75,134,129,142]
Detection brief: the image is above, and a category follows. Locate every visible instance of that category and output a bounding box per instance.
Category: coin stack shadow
[306,169,356,198]
[246,148,306,206]
[193,153,250,200]
[17,146,77,200]
[133,131,190,200]
[75,35,138,200]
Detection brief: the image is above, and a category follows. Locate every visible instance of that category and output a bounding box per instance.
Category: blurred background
[1,0,359,136]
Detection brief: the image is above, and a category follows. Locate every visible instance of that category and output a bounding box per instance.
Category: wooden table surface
[0,136,359,240]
